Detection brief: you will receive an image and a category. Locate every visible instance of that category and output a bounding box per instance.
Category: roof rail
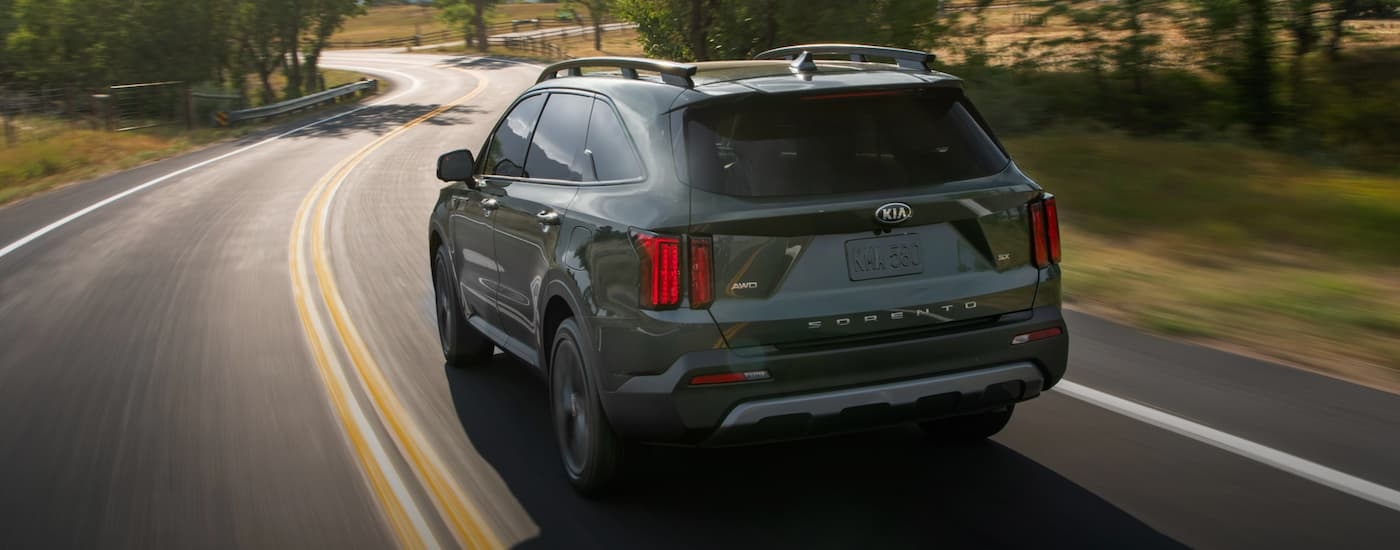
[753,44,935,71]
[536,57,699,88]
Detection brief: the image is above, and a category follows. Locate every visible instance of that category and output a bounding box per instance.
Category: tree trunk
[473,0,489,51]
[1288,1,1319,120]
[1241,0,1276,139]
[285,46,303,99]
[762,0,778,52]
[1325,0,1359,61]
[592,14,603,51]
[258,67,276,105]
[686,0,717,60]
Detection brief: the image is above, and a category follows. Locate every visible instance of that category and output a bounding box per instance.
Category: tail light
[633,231,715,310]
[1029,194,1061,268]
[634,231,681,309]
[689,236,713,308]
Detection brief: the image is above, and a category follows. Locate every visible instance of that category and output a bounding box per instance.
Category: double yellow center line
[289,74,500,549]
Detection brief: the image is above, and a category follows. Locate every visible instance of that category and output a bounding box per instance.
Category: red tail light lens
[1045,196,1061,264]
[634,232,681,309]
[689,237,713,308]
[1029,201,1049,268]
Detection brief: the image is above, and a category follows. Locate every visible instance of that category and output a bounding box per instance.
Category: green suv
[429,44,1068,493]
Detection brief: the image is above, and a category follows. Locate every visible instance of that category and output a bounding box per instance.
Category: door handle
[536,210,561,226]
[481,198,500,211]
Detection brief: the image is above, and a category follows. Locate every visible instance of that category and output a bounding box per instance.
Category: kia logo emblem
[875,202,913,225]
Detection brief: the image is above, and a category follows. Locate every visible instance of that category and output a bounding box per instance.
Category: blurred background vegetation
[1,0,1397,387]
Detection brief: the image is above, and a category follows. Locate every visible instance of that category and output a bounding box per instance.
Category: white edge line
[298,268,441,548]
[0,66,422,261]
[1054,380,1400,513]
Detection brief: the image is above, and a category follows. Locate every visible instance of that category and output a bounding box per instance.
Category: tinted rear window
[684,90,1008,197]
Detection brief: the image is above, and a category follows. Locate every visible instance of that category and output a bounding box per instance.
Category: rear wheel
[550,318,622,495]
[919,405,1014,444]
[433,245,493,367]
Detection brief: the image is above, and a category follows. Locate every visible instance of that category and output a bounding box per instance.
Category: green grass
[1007,133,1400,391]
[1007,133,1400,266]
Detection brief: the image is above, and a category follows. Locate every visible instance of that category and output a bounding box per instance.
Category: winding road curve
[0,50,1397,549]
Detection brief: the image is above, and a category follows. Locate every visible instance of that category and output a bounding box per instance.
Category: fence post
[87,93,102,131]
[2,112,14,148]
[183,85,194,131]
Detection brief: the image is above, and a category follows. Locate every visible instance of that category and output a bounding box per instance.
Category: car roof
[527,59,963,114]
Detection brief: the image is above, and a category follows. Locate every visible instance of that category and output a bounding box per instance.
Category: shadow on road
[446,355,1184,549]
[441,57,541,71]
[228,103,484,145]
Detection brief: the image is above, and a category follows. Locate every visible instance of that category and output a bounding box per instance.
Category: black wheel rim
[553,339,589,477]
[434,256,452,356]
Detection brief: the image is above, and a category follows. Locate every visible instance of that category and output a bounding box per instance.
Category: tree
[576,0,614,51]
[233,0,286,104]
[1184,0,1279,139]
[440,0,498,51]
[617,0,938,61]
[304,0,365,92]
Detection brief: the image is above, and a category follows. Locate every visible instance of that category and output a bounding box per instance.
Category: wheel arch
[540,275,593,376]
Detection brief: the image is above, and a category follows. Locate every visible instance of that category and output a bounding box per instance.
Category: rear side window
[684,89,1008,197]
[585,99,644,181]
[525,93,593,181]
[483,94,545,177]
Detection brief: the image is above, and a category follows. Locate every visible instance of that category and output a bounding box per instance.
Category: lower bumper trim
[705,362,1043,446]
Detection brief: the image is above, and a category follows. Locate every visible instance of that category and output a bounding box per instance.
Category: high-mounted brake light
[800,90,902,101]
[634,231,681,309]
[689,237,713,308]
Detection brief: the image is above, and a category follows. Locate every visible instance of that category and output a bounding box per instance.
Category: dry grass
[1062,228,1400,393]
[940,7,1400,67]
[1005,133,1400,393]
[552,28,647,58]
[0,128,203,205]
[422,27,645,60]
[332,4,450,43]
[1,69,375,206]
[332,3,597,45]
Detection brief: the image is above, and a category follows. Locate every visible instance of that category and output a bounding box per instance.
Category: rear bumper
[600,305,1068,445]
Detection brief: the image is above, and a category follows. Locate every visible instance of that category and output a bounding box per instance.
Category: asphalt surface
[0,50,1398,549]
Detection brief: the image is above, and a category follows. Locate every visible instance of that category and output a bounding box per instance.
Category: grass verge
[1,70,377,207]
[1004,133,1400,392]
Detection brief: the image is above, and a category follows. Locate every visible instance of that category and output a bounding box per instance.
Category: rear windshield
[684,89,1009,197]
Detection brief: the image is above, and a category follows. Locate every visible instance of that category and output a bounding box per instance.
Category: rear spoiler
[754,44,935,71]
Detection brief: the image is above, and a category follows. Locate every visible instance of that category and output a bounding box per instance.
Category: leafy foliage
[0,0,363,101]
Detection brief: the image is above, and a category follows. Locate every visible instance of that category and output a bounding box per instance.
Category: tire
[919,405,1015,444]
[549,318,623,495]
[433,244,493,367]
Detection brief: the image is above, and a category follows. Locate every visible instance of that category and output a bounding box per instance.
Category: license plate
[845,234,923,281]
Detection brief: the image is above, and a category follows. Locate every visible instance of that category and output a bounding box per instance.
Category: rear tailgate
[682,87,1043,348]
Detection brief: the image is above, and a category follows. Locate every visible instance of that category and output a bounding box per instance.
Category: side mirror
[437,149,475,182]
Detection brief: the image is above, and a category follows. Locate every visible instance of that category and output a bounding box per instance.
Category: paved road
[0,50,1397,549]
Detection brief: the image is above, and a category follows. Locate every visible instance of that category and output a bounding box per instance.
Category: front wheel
[919,405,1015,444]
[433,245,493,367]
[550,318,623,495]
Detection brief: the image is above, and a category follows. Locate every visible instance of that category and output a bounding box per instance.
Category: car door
[483,91,591,354]
[452,92,546,332]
